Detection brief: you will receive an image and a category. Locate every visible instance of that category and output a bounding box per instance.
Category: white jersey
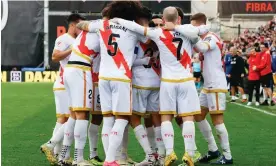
[87,19,148,82]
[115,19,201,82]
[53,33,75,89]
[69,31,100,65]
[92,54,101,83]
[132,42,160,88]
[195,32,227,91]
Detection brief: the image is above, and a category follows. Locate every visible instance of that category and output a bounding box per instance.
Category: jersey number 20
[172,38,183,60]
[107,33,120,56]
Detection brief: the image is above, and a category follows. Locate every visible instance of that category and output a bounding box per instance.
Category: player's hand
[227,74,231,78]
[109,18,120,24]
[252,66,257,71]
[198,25,210,35]
[241,73,244,77]
[164,22,175,31]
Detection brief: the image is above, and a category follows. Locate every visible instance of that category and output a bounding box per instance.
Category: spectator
[192,55,201,90]
[224,50,232,89]
[229,47,247,102]
[247,47,261,106]
[253,43,274,106]
[270,39,276,85]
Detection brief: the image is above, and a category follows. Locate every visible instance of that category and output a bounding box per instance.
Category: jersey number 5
[172,38,183,60]
[107,33,120,56]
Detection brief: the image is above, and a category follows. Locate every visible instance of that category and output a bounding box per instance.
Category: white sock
[182,121,197,157]
[51,124,65,143]
[242,94,247,100]
[88,123,99,158]
[154,126,165,156]
[161,121,174,156]
[63,117,76,146]
[52,124,65,155]
[134,125,153,155]
[215,123,232,160]
[231,96,235,100]
[53,122,62,135]
[74,120,89,162]
[116,124,129,160]
[197,119,218,152]
[146,126,156,151]
[102,117,115,155]
[105,119,128,162]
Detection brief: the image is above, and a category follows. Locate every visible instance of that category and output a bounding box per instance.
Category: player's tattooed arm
[76,21,90,31]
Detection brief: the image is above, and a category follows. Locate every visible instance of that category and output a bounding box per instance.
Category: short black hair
[149,21,156,27]
[101,6,109,18]
[139,6,152,21]
[190,13,207,24]
[106,1,143,21]
[152,15,162,20]
[175,7,184,21]
[67,13,86,24]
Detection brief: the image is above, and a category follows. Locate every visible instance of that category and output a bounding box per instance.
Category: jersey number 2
[172,38,183,60]
[107,33,120,56]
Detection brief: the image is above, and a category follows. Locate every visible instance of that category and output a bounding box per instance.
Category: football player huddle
[41,1,233,166]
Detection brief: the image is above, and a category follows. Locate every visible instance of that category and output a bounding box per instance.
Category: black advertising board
[218,1,276,17]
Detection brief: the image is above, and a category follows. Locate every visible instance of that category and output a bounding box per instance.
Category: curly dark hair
[138,6,152,21]
[105,1,143,21]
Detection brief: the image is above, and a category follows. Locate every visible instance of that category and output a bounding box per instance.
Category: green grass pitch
[2,83,276,166]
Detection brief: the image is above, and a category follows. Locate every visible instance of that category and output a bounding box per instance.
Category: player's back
[202,33,227,89]
[69,31,100,65]
[151,29,193,81]
[96,20,145,81]
[132,42,160,88]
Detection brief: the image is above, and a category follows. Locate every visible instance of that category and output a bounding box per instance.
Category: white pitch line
[229,102,276,117]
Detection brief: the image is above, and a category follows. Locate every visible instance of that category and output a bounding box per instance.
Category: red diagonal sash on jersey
[99,20,131,79]
[78,31,96,56]
[139,43,160,76]
[59,66,64,85]
[210,32,223,56]
[160,30,191,69]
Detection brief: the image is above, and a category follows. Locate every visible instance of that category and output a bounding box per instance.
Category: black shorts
[260,73,272,87]
[230,75,243,87]
[193,72,201,78]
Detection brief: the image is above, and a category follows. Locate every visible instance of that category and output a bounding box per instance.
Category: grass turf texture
[2,83,276,166]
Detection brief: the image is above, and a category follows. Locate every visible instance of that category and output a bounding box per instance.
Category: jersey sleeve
[54,37,69,51]
[194,36,216,53]
[88,19,102,32]
[116,18,160,39]
[136,33,150,44]
[174,24,199,41]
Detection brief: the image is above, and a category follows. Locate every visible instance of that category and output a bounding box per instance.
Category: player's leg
[88,84,104,165]
[70,70,93,165]
[144,116,156,153]
[255,80,261,105]
[41,89,69,164]
[159,81,177,166]
[195,90,220,163]
[58,70,77,165]
[130,88,155,165]
[104,81,131,165]
[88,114,103,165]
[98,79,114,156]
[148,90,166,164]
[208,92,233,165]
[178,81,201,165]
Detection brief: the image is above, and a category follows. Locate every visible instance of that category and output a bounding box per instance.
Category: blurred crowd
[192,18,276,106]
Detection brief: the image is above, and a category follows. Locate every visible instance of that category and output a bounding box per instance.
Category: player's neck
[67,29,76,38]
